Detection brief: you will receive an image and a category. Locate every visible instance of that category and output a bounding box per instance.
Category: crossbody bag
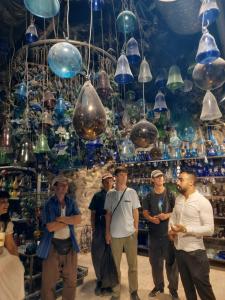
[112,188,127,216]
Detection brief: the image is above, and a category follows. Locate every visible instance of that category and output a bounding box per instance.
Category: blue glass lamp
[114,53,133,84]
[15,82,27,103]
[126,37,141,65]
[155,69,167,89]
[199,0,219,26]
[25,22,38,44]
[116,10,137,34]
[24,0,60,18]
[54,96,66,118]
[153,91,168,112]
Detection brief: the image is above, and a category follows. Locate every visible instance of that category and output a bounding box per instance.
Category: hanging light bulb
[90,0,104,11]
[34,133,50,153]
[114,53,133,84]
[138,57,152,83]
[24,0,60,18]
[17,137,35,166]
[73,81,107,141]
[199,0,219,26]
[155,68,167,89]
[48,42,82,78]
[196,29,220,64]
[192,57,225,90]
[25,22,38,44]
[166,65,184,91]
[130,119,158,148]
[153,91,168,112]
[116,10,137,34]
[96,70,112,98]
[126,37,141,65]
[200,90,222,121]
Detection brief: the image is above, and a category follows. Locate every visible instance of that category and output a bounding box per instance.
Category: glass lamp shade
[48,42,82,78]
[138,57,152,83]
[153,91,168,112]
[42,111,53,126]
[199,0,219,26]
[170,129,182,148]
[90,0,104,11]
[96,70,112,98]
[54,96,66,117]
[155,69,167,89]
[114,53,133,84]
[178,126,196,143]
[126,37,141,65]
[116,10,137,34]
[0,123,12,152]
[34,133,50,153]
[24,0,60,18]
[200,90,222,121]
[196,30,220,64]
[15,82,27,102]
[192,57,225,90]
[25,23,38,44]
[17,138,35,166]
[73,81,107,141]
[130,119,158,148]
[166,65,184,91]
[43,90,55,109]
[182,79,193,93]
[119,138,135,161]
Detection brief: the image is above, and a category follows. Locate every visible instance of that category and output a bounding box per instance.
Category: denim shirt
[37,195,80,259]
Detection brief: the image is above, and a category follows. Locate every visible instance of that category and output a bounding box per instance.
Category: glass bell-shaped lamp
[73,81,107,141]
[130,119,158,148]
[25,22,38,44]
[116,10,137,34]
[43,90,55,109]
[48,42,82,78]
[199,0,219,26]
[166,65,184,91]
[138,57,152,83]
[0,122,12,152]
[90,0,104,11]
[24,0,60,18]
[34,133,50,153]
[54,96,66,118]
[15,82,27,102]
[153,91,168,112]
[155,69,167,89]
[196,29,220,64]
[114,53,133,84]
[182,79,193,93]
[42,111,54,127]
[17,137,35,166]
[96,70,112,98]
[126,37,141,65]
[200,90,222,121]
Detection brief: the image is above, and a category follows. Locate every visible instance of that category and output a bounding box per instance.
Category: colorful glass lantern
[114,53,133,84]
[15,82,27,102]
[0,122,12,152]
[199,0,219,26]
[166,65,184,91]
[153,91,168,112]
[126,37,141,65]
[90,0,104,11]
[43,90,55,109]
[34,133,50,153]
[24,0,60,18]
[130,119,158,148]
[17,137,35,166]
[116,10,137,34]
[200,90,222,121]
[25,22,38,44]
[138,57,152,83]
[96,70,112,98]
[196,29,220,64]
[54,96,66,118]
[155,69,167,89]
[48,42,82,78]
[73,81,107,141]
[192,57,225,90]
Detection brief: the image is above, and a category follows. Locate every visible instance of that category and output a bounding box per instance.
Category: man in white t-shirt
[105,166,141,300]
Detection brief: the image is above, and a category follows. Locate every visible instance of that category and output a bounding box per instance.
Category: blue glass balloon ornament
[48,42,82,78]
[196,29,220,64]
[199,0,219,26]
[25,22,38,44]
[116,10,137,34]
[126,37,141,65]
[24,0,60,18]
[15,82,27,103]
[114,53,133,84]
[153,91,168,112]
[54,96,66,118]
[90,0,104,11]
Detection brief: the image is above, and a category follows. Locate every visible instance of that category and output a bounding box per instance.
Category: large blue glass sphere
[116,10,137,34]
[48,42,82,78]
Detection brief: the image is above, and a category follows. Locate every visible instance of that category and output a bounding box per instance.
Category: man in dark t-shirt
[89,172,114,296]
[143,170,179,300]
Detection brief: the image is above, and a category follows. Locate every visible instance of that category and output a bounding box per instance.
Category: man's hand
[171,224,187,233]
[157,213,168,221]
[56,216,68,224]
[168,229,177,241]
[150,216,160,224]
[105,232,112,244]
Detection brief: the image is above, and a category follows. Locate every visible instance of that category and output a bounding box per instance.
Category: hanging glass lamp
[166,65,184,91]
[116,10,137,34]
[54,96,66,118]
[114,53,133,84]
[24,0,60,18]
[155,69,167,89]
[34,133,50,153]
[200,90,222,121]
[96,70,112,98]
[90,0,104,11]
[130,119,158,148]
[25,22,38,44]
[199,0,219,26]
[153,91,168,112]
[138,57,152,83]
[17,137,35,166]
[126,37,141,65]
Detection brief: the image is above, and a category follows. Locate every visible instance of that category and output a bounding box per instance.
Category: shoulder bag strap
[112,188,127,216]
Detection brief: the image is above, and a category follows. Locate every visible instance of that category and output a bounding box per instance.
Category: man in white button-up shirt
[169,170,216,300]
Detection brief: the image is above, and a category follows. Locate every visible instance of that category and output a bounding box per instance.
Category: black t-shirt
[89,189,107,226]
[142,189,175,238]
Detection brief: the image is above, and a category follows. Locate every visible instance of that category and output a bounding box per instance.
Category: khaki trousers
[41,245,77,300]
[111,232,138,298]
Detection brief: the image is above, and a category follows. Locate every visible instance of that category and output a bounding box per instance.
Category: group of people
[0,166,216,300]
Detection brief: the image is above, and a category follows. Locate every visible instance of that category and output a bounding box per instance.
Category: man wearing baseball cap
[143,170,179,300]
[37,175,81,300]
[89,172,114,296]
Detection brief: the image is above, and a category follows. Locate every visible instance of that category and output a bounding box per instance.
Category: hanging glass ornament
[17,137,35,166]
[166,65,184,91]
[196,29,220,64]
[114,53,133,84]
[199,0,219,26]
[130,119,158,148]
[24,0,60,18]
[0,122,13,153]
[192,57,225,90]
[96,70,112,98]
[153,91,168,112]
[48,42,82,78]
[116,10,137,34]
[90,0,104,11]
[126,37,141,65]
[73,81,107,141]
[42,111,54,126]
[43,90,55,109]
[119,138,135,162]
[178,127,196,143]
[34,133,50,153]
[182,79,193,93]
[25,22,38,44]
[138,58,152,83]
[54,96,66,118]
[15,82,27,103]
[155,68,167,89]
[200,90,222,121]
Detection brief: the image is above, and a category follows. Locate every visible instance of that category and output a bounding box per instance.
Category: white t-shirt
[53,207,70,239]
[104,187,141,238]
